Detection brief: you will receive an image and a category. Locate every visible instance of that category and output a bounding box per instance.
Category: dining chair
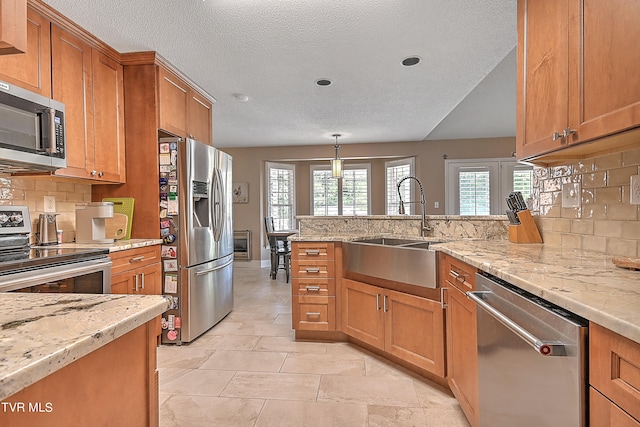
[264,216,291,282]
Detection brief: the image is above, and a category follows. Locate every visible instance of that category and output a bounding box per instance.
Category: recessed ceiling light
[316,79,332,86]
[401,56,421,66]
[234,93,249,102]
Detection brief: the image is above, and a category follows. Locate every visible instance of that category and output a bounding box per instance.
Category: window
[445,158,533,215]
[311,164,370,215]
[266,162,295,230]
[385,158,415,214]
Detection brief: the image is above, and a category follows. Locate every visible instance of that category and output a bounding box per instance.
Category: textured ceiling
[42,0,517,148]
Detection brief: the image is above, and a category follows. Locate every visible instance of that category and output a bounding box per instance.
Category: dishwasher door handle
[466,290,566,356]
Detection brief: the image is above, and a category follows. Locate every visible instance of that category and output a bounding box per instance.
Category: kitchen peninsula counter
[290,234,640,345]
[0,293,169,401]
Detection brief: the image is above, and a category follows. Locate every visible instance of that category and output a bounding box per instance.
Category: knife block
[508,209,543,243]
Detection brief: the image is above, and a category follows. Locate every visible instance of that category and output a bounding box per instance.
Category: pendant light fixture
[330,133,343,179]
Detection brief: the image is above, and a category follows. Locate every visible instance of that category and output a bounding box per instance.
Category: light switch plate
[631,175,640,205]
[562,182,581,208]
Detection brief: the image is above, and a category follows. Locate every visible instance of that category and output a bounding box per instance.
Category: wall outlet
[631,175,640,205]
[44,196,56,213]
[562,182,581,208]
[434,201,440,209]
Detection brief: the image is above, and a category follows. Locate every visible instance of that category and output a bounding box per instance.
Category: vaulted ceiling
[42,0,517,148]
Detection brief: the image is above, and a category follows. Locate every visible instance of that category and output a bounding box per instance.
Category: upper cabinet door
[158,67,188,138]
[0,6,50,96]
[92,50,125,183]
[0,0,27,55]
[516,0,570,160]
[568,0,640,143]
[188,91,213,145]
[51,24,94,180]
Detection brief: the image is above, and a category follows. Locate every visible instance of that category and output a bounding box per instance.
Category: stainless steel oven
[0,205,111,294]
[0,248,111,294]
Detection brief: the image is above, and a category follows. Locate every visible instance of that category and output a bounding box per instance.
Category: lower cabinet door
[385,289,445,377]
[446,284,478,425]
[342,279,384,349]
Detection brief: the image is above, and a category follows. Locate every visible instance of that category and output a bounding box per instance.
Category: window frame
[265,161,296,230]
[385,157,416,214]
[444,157,533,215]
[310,163,371,216]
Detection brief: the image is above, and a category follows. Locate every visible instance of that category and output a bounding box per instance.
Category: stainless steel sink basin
[344,238,443,288]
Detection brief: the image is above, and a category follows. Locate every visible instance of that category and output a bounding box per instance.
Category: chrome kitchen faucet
[397,176,432,236]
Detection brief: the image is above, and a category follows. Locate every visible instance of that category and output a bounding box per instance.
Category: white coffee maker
[75,202,114,243]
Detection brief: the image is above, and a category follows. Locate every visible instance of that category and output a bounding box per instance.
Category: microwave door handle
[46,108,58,154]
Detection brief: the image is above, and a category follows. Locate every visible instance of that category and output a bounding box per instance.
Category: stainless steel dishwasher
[467,272,588,427]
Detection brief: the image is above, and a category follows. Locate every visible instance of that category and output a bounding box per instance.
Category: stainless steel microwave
[0,80,66,172]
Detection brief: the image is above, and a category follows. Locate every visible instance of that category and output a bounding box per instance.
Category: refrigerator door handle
[195,259,234,276]
[211,168,224,242]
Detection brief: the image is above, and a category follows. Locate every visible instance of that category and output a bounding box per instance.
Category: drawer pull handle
[441,287,448,309]
[306,312,321,317]
[305,249,320,255]
[305,267,321,273]
[305,285,321,291]
[130,256,145,263]
[450,269,465,283]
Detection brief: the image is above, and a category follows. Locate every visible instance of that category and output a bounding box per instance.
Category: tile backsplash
[531,147,640,257]
[0,174,91,242]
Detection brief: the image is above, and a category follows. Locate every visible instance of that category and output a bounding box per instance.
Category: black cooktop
[0,247,110,275]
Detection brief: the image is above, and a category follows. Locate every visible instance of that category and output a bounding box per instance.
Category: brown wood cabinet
[0,0,27,55]
[291,241,337,332]
[158,66,213,145]
[342,277,445,377]
[0,5,49,95]
[109,246,162,295]
[93,52,214,237]
[0,317,161,427]
[590,322,640,425]
[51,25,125,183]
[441,253,479,426]
[517,0,640,165]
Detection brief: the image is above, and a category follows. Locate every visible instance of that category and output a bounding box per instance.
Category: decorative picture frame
[233,182,249,203]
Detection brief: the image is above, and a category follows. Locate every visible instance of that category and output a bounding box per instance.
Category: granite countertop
[435,240,640,345]
[0,293,169,401]
[48,238,163,253]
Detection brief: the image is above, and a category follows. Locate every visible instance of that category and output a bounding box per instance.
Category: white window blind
[385,158,415,214]
[311,165,370,215]
[266,162,295,230]
[459,169,491,215]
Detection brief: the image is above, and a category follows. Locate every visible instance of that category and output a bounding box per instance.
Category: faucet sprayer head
[398,200,405,214]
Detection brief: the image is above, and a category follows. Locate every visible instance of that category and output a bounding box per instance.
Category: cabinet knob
[552,131,562,141]
[98,171,104,177]
[563,128,576,138]
[90,170,97,176]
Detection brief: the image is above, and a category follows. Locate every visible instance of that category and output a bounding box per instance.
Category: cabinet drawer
[292,242,335,261]
[292,260,334,279]
[293,296,335,331]
[292,278,335,297]
[109,245,161,275]
[443,254,477,293]
[591,387,640,427]
[590,322,640,422]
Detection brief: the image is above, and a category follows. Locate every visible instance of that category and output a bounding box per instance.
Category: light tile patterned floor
[158,266,470,426]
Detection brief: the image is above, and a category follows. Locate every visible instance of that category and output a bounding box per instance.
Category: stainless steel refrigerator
[159,137,233,344]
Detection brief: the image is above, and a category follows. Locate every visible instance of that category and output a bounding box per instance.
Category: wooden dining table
[266,230,297,280]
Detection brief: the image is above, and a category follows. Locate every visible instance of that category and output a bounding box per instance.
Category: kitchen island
[0,293,168,426]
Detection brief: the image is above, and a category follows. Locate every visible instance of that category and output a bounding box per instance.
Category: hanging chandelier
[330,134,343,178]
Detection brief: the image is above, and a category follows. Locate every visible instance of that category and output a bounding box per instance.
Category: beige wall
[224,137,516,262]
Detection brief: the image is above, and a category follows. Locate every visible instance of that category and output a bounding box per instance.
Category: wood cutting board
[612,256,640,271]
[104,213,128,240]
